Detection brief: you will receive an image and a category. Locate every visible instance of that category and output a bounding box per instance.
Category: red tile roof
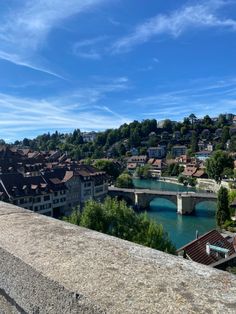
[193,169,206,178]
[177,230,235,265]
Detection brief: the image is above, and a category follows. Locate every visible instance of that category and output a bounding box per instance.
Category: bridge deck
[109,187,217,199]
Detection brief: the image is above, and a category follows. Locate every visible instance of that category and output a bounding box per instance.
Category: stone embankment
[0,202,236,313]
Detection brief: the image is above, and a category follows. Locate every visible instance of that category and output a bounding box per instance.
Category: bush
[115,173,134,188]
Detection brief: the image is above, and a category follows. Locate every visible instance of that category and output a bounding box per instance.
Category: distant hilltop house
[195,150,212,161]
[233,115,236,125]
[147,146,166,159]
[181,163,207,179]
[198,141,214,152]
[147,159,166,177]
[127,155,148,170]
[172,130,181,141]
[172,145,187,158]
[82,131,97,143]
[130,147,139,156]
[177,230,236,270]
[127,155,147,167]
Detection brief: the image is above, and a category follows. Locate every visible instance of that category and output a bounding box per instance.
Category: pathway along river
[133,178,216,249]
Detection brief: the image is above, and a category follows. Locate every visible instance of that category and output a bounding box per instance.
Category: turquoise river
[133,178,216,249]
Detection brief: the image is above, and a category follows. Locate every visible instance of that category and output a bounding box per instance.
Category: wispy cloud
[72,36,108,60]
[125,76,236,120]
[112,0,236,53]
[0,0,108,76]
[0,77,130,141]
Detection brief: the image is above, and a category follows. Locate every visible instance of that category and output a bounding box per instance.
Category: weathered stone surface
[0,201,236,313]
[0,291,21,314]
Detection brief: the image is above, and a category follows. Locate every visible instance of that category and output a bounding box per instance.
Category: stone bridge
[108,187,217,215]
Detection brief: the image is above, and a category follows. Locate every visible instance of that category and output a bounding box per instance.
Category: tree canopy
[206,151,234,182]
[63,197,176,254]
[115,173,134,188]
[216,187,231,227]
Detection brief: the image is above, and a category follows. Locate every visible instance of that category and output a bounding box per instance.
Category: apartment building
[0,173,67,217]
[172,145,187,158]
[147,146,166,159]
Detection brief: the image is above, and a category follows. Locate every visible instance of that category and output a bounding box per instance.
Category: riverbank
[158,176,189,187]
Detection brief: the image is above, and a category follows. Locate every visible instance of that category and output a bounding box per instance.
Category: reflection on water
[133,179,216,249]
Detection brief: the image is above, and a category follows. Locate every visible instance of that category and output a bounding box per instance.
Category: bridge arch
[135,193,177,211]
[108,190,135,207]
[150,197,177,212]
[194,200,217,218]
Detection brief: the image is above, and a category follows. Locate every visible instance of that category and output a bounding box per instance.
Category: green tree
[136,164,152,179]
[63,207,81,225]
[94,159,122,180]
[203,115,212,127]
[229,136,236,152]
[217,114,227,128]
[117,143,126,156]
[221,126,230,146]
[216,187,231,227]
[206,150,234,182]
[64,197,175,254]
[189,113,197,128]
[130,128,141,147]
[80,200,108,233]
[115,173,134,188]
[163,119,173,133]
[190,131,198,153]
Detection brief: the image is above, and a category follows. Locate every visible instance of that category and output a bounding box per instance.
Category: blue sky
[0,0,236,141]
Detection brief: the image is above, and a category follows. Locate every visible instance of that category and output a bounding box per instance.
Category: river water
[133,178,216,249]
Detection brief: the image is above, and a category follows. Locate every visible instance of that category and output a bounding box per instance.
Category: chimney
[206,243,210,255]
[196,230,199,239]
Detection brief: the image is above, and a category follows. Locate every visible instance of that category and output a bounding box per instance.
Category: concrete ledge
[0,202,236,313]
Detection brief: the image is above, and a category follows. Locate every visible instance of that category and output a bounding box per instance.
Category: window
[44,195,50,201]
[84,189,91,196]
[35,197,41,203]
[20,198,25,204]
[95,187,103,194]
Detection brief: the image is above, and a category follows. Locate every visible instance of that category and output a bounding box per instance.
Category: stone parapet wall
[196,178,220,193]
[0,202,236,313]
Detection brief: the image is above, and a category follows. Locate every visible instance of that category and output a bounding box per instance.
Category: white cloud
[0,0,108,76]
[0,77,130,141]
[112,0,236,53]
[72,36,108,60]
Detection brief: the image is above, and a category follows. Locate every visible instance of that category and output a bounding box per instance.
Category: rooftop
[177,230,235,265]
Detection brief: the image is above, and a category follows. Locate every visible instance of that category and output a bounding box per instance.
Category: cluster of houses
[126,139,236,179]
[0,146,108,217]
[127,144,212,179]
